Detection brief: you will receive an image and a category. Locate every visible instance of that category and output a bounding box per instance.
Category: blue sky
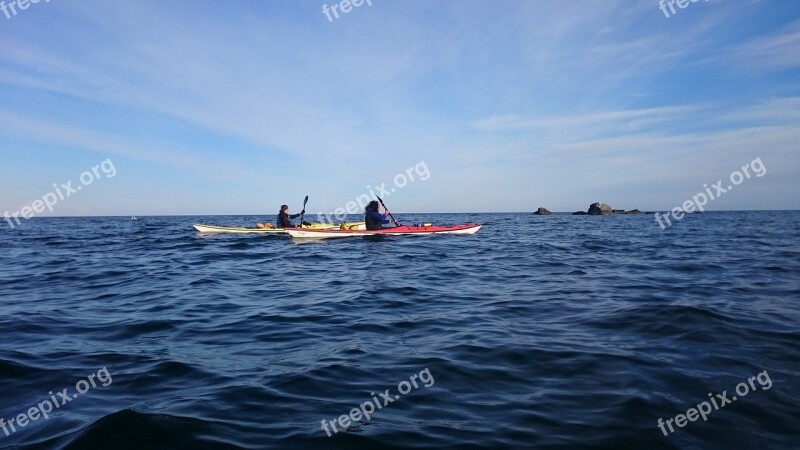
[1,0,798,216]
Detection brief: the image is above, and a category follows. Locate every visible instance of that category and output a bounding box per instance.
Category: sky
[0,0,798,217]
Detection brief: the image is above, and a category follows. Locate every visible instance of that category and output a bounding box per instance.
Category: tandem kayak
[285,223,482,239]
[193,222,366,234]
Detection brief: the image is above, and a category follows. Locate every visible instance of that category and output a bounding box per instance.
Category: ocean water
[1,212,798,450]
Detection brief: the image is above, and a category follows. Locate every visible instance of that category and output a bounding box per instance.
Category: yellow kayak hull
[192,222,365,234]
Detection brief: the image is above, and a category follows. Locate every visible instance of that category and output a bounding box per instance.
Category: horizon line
[5,209,798,219]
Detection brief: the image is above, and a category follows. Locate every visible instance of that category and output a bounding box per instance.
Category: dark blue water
[1,212,799,450]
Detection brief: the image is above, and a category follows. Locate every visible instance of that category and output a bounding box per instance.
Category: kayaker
[277,204,305,228]
[365,200,391,230]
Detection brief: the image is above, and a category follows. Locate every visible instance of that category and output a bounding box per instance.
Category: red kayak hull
[285,224,481,238]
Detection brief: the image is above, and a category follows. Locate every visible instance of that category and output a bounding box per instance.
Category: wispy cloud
[0,109,273,185]
[471,105,703,132]
[727,19,800,70]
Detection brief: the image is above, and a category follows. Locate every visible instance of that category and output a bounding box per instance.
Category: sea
[1,212,798,450]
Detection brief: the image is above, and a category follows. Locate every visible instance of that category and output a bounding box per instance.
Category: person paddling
[277,204,305,228]
[364,200,392,230]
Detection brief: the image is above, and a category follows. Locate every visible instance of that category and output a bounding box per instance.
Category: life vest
[365,209,384,230]
[277,211,290,228]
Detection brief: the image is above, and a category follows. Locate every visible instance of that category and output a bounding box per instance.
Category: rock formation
[587,202,613,215]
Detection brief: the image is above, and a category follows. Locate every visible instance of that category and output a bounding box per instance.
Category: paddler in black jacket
[277,204,305,228]
[364,200,391,230]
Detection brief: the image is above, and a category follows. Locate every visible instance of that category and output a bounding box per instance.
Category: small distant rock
[612,209,625,214]
[533,207,551,215]
[624,209,642,215]
[572,211,587,215]
[588,202,613,215]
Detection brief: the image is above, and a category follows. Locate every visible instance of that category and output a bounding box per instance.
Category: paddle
[299,195,308,227]
[375,195,400,227]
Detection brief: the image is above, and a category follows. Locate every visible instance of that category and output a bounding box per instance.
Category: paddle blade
[300,195,309,224]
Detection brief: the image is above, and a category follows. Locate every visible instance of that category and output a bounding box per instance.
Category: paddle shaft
[375,195,400,226]
[300,195,308,226]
